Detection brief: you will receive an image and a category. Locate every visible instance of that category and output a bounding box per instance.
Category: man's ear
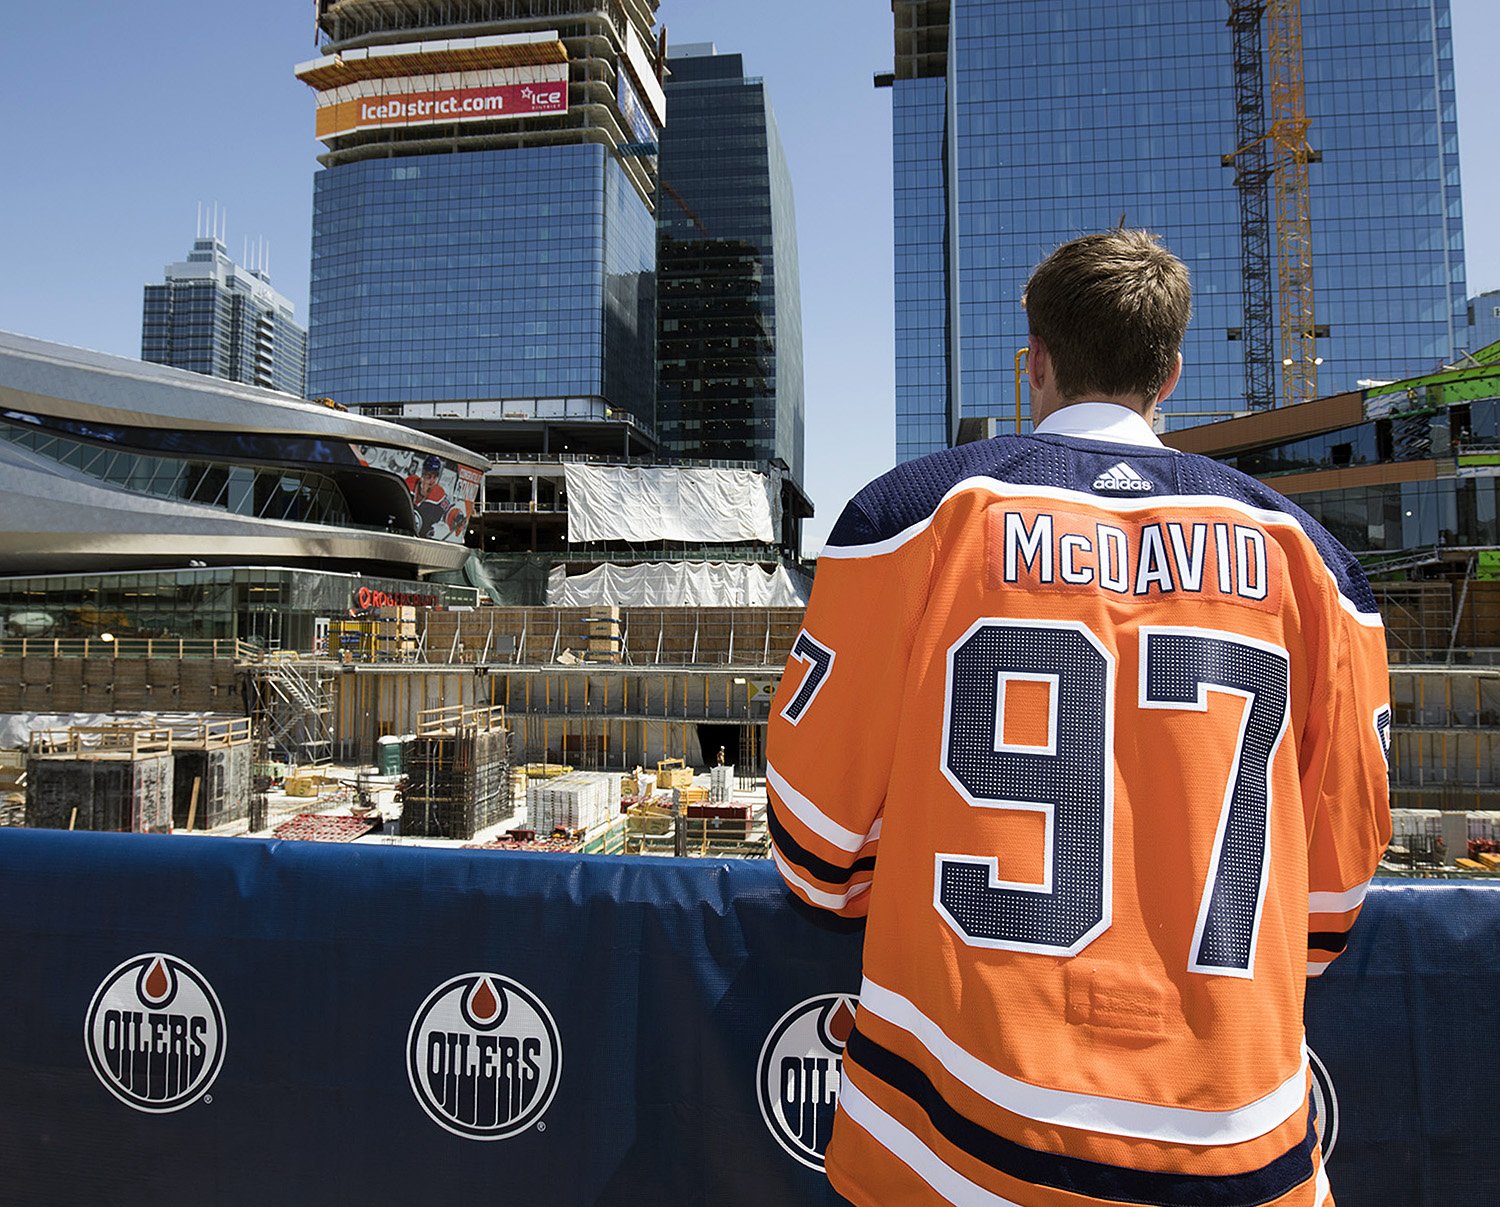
[1155,352,1183,404]
[1027,336,1049,392]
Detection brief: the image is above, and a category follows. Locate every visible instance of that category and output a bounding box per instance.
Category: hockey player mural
[351,445,481,543]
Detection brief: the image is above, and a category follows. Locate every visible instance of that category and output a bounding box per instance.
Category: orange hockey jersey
[767,408,1390,1207]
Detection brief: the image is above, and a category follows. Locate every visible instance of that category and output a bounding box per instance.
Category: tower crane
[1225,0,1319,409]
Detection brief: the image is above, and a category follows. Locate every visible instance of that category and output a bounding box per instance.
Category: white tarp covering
[563,464,780,544]
[0,712,231,750]
[547,562,808,608]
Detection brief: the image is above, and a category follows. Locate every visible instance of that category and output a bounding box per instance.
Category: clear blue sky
[0,2,1494,551]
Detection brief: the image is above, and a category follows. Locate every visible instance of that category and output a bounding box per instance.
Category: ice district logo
[1092,461,1154,492]
[1309,1045,1340,1162]
[84,953,226,1113]
[758,994,857,1170]
[407,972,561,1140]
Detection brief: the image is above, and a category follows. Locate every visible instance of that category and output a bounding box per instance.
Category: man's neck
[1033,394,1155,429]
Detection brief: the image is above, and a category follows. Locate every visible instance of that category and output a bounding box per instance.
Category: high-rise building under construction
[299,1,663,454]
[888,0,1467,459]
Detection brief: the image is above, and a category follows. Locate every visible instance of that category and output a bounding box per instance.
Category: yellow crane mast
[1268,0,1319,408]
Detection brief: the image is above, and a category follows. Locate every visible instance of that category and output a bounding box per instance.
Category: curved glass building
[0,331,484,578]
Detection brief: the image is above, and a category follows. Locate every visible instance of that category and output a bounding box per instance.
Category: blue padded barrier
[0,829,1494,1206]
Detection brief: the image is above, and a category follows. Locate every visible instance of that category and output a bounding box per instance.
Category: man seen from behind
[766,230,1391,1207]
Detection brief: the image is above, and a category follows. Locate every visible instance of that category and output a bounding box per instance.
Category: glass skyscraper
[142,234,307,398]
[1468,291,1500,354]
[299,2,662,451]
[891,0,1467,460]
[657,45,805,486]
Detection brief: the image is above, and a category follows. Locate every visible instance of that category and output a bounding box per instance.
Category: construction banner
[0,829,1495,1205]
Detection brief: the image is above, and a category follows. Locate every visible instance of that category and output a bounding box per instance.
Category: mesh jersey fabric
[767,429,1391,1207]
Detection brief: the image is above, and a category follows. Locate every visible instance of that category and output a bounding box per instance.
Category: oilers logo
[84,953,226,1113]
[757,994,857,1170]
[407,973,561,1140]
[1309,1045,1340,1162]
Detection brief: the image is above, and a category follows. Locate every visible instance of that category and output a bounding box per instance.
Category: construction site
[0,582,1494,873]
[0,605,802,860]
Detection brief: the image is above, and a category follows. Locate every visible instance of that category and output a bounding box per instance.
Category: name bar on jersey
[997,510,1272,603]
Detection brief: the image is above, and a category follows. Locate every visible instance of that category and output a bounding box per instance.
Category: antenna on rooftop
[196,202,203,239]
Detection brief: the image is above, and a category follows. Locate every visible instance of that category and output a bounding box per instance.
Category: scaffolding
[246,657,336,767]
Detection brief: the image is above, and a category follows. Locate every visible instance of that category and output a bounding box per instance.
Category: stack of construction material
[710,764,735,804]
[584,607,622,664]
[25,727,174,833]
[171,718,253,830]
[401,705,511,840]
[684,802,753,840]
[327,609,418,662]
[656,758,694,790]
[625,799,673,838]
[372,606,419,661]
[272,813,377,843]
[0,750,24,826]
[521,763,572,781]
[528,771,616,834]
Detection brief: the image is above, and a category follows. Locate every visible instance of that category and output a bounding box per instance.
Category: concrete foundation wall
[25,754,173,833]
[172,744,252,830]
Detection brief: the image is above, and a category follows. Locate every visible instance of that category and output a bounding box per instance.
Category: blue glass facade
[308,144,656,427]
[893,0,1466,460]
[1468,292,1500,353]
[657,49,805,484]
[894,74,952,462]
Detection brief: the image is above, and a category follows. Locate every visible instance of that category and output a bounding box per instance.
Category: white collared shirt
[1032,402,1164,448]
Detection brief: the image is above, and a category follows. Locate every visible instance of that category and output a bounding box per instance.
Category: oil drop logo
[758,994,857,1170]
[1309,1045,1340,1162]
[84,953,226,1113]
[407,972,561,1140]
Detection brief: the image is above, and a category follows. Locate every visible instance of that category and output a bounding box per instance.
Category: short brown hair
[1023,230,1192,403]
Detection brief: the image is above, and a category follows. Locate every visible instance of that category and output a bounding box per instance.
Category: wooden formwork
[29,726,174,758]
[1376,581,1500,661]
[420,606,805,668]
[336,661,774,776]
[0,650,243,712]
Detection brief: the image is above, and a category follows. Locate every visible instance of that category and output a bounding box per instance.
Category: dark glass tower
[657,45,805,486]
[142,235,307,398]
[299,1,662,453]
[890,0,1467,460]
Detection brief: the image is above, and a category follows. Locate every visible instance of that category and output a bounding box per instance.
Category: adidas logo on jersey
[1092,461,1154,492]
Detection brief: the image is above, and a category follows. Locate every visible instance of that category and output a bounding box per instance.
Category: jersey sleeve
[1301,578,1392,979]
[765,499,932,918]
